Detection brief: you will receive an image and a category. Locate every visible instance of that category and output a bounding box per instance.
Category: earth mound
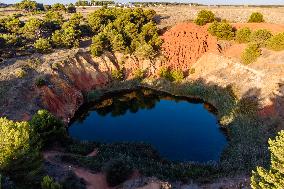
[161,23,220,71]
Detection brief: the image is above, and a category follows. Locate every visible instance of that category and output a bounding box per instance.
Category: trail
[43,150,113,189]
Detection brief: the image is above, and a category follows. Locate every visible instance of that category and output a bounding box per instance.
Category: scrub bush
[67,3,76,13]
[41,176,62,189]
[0,33,22,47]
[171,69,184,82]
[29,109,67,148]
[208,21,235,40]
[21,18,43,39]
[248,12,264,23]
[15,68,26,78]
[51,3,66,12]
[266,32,284,51]
[102,159,133,187]
[241,43,261,65]
[235,27,252,43]
[111,68,124,81]
[250,29,272,46]
[34,38,52,53]
[35,77,46,87]
[194,10,215,26]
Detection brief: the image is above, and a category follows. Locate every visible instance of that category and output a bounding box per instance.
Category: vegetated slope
[161,23,219,71]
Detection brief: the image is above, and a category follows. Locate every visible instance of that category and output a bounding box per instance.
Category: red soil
[161,23,220,71]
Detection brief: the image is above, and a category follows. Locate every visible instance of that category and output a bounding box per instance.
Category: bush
[266,32,284,51]
[0,33,22,47]
[194,10,215,26]
[90,34,106,56]
[2,16,22,33]
[41,176,62,189]
[51,3,66,12]
[15,68,26,78]
[67,3,76,13]
[248,12,264,23]
[250,29,272,46]
[102,159,133,187]
[171,69,184,82]
[135,43,156,59]
[35,77,46,87]
[21,18,43,39]
[208,21,235,40]
[111,68,124,81]
[29,109,67,148]
[34,38,52,53]
[16,0,38,12]
[241,43,261,65]
[251,131,284,188]
[51,25,81,48]
[235,27,252,43]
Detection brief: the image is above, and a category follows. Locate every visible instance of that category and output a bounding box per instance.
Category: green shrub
[133,69,146,80]
[235,27,252,43]
[45,11,64,26]
[1,16,22,33]
[194,10,215,26]
[90,33,106,56]
[171,69,184,82]
[67,3,76,13]
[266,32,284,51]
[16,0,38,12]
[248,12,264,23]
[250,29,272,46]
[241,43,261,65]
[251,131,284,189]
[34,38,52,53]
[0,33,22,47]
[51,25,81,48]
[135,43,156,59]
[21,18,43,39]
[103,159,133,187]
[51,3,66,12]
[208,21,235,40]
[111,68,124,81]
[15,68,26,78]
[159,66,171,80]
[35,77,46,87]
[41,176,62,189]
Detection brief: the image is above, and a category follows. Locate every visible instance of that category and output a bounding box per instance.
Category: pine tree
[251,131,284,189]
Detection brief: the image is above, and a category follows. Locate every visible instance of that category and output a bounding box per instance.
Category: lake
[69,89,227,162]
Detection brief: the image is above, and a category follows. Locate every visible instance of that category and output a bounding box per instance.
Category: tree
[21,18,43,40]
[251,131,284,189]
[51,3,66,12]
[17,0,38,12]
[67,3,76,13]
[0,118,42,185]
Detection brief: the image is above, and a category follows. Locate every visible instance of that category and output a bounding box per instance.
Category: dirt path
[43,150,113,189]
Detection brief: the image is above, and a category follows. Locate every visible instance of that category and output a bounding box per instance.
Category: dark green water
[69,89,227,162]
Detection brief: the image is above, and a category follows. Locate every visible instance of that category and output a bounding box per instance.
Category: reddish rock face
[161,23,219,71]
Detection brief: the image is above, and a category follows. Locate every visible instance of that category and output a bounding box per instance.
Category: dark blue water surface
[69,89,227,162]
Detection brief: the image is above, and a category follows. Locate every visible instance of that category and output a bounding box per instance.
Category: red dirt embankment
[161,23,219,71]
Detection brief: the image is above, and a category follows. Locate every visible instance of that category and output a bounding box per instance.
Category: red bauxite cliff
[161,23,219,71]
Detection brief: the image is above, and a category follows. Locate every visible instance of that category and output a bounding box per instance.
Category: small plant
[102,159,133,187]
[171,69,184,82]
[235,27,252,43]
[241,43,261,65]
[190,68,196,74]
[35,77,46,87]
[111,68,124,81]
[41,176,62,189]
[158,66,171,80]
[15,68,26,78]
[34,38,52,53]
[248,12,264,23]
[250,29,272,46]
[208,21,235,40]
[266,32,284,51]
[133,68,146,80]
[194,10,215,26]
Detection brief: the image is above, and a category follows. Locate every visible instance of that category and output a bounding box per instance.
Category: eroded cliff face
[1,23,284,124]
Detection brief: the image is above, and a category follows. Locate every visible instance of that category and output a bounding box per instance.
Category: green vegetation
[159,67,184,82]
[250,29,272,47]
[41,176,62,189]
[111,68,124,81]
[241,43,261,65]
[208,21,235,40]
[103,159,133,187]
[235,27,252,43]
[251,131,284,189]
[266,32,284,51]
[88,8,162,58]
[16,0,42,12]
[35,77,46,87]
[15,68,27,78]
[194,10,215,26]
[34,38,52,53]
[248,12,265,23]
